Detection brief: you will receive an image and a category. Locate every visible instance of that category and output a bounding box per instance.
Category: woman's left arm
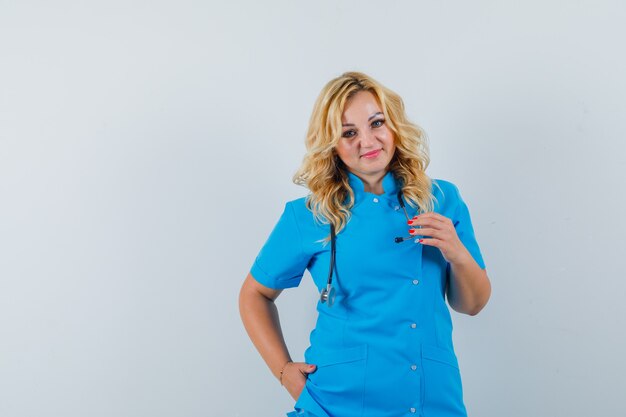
[446,252,491,315]
[409,213,491,316]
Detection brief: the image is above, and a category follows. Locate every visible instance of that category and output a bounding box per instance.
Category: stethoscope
[320,190,417,307]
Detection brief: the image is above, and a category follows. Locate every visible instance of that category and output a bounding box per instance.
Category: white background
[1,1,625,416]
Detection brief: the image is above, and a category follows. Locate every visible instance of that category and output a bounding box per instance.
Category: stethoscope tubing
[320,190,417,307]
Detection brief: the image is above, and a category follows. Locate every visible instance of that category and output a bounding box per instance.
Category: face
[336,90,396,185]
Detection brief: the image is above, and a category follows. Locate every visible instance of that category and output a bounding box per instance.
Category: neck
[357,172,386,195]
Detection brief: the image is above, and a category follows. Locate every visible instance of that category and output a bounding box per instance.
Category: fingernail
[419,239,423,243]
[308,365,315,369]
[407,220,413,225]
[409,229,415,234]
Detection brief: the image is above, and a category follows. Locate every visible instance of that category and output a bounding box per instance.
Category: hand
[408,213,471,266]
[281,361,317,401]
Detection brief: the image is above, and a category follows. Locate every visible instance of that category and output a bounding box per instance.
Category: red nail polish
[418,239,423,243]
[407,220,412,225]
[409,229,414,234]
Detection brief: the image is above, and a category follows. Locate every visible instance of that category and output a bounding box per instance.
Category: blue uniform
[250,171,486,417]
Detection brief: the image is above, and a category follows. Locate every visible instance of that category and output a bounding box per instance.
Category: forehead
[341,91,382,122]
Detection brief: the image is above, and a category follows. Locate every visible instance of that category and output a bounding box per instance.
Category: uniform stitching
[287,202,307,268]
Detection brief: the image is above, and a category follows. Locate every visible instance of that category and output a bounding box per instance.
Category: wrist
[449,247,474,268]
[278,360,292,385]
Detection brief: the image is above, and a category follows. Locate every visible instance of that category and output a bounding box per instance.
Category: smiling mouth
[361,149,382,158]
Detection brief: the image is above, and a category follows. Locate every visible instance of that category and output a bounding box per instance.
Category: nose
[359,128,376,148]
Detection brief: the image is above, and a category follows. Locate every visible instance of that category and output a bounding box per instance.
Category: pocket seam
[422,344,459,369]
[308,344,367,368]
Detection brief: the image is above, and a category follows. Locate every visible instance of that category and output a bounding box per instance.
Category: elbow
[466,304,484,316]
[463,300,486,316]
[467,279,492,316]
[238,283,249,322]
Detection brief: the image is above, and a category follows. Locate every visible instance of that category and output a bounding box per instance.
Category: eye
[342,129,357,138]
[371,119,385,128]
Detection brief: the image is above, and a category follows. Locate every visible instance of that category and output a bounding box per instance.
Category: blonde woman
[239,72,491,417]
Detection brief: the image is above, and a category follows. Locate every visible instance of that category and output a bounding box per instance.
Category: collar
[347,170,400,205]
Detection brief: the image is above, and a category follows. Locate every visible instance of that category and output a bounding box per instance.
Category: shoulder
[431,178,461,200]
[431,178,463,213]
[283,196,324,229]
[282,195,328,245]
[283,196,313,219]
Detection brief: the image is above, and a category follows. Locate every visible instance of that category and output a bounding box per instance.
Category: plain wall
[1,1,625,416]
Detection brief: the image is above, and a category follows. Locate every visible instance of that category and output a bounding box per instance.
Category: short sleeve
[451,185,486,269]
[250,202,309,289]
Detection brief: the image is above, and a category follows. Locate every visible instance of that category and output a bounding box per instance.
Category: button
[412,279,419,285]
[411,364,417,371]
[410,323,417,329]
[394,205,400,211]
[373,197,379,203]
[410,408,416,413]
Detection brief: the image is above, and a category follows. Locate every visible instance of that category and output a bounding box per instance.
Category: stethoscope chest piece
[320,284,336,307]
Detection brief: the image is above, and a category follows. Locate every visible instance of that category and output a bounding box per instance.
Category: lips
[361,149,382,158]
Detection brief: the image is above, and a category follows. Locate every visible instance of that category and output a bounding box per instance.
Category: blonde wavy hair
[293,71,435,237]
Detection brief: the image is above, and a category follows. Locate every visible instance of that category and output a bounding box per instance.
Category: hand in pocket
[282,362,317,401]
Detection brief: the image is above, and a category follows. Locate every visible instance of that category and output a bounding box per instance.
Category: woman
[239,72,491,417]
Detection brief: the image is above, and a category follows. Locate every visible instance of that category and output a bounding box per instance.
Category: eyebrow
[342,112,384,127]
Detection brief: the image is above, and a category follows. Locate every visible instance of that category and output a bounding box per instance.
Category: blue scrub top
[251,171,486,417]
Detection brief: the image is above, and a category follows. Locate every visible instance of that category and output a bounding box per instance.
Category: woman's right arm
[238,273,316,400]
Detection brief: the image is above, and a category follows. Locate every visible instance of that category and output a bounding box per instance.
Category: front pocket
[309,344,367,367]
[421,345,466,416]
[304,345,368,414]
[422,344,459,369]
